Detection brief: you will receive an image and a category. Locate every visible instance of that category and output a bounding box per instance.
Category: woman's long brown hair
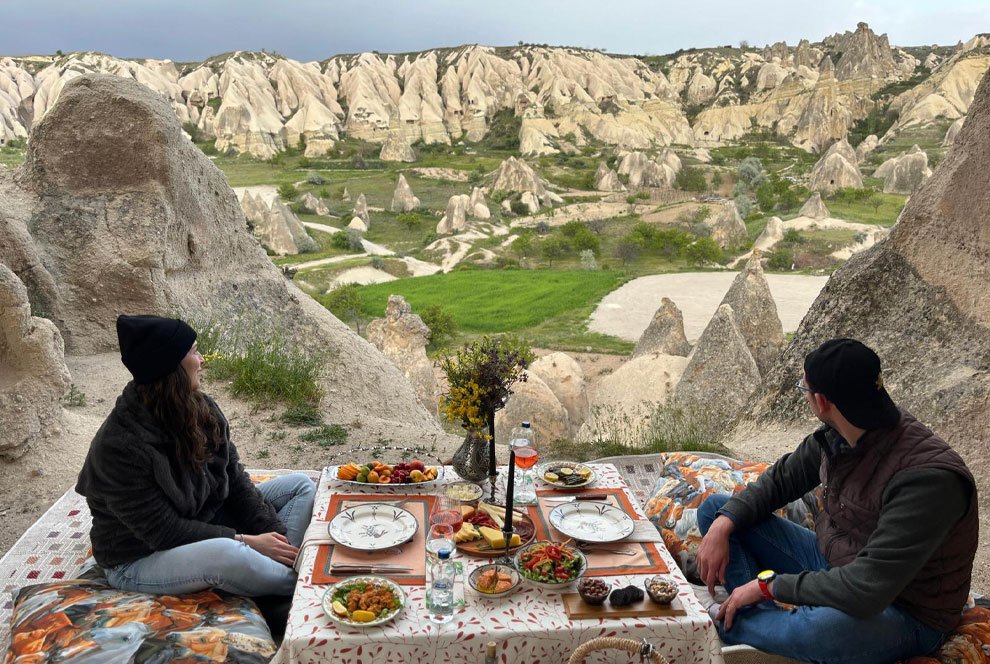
[135,365,222,472]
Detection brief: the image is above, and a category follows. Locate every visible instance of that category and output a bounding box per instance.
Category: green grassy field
[354,269,628,332]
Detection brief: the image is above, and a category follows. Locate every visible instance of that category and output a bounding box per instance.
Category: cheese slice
[477,526,521,548]
[454,523,481,543]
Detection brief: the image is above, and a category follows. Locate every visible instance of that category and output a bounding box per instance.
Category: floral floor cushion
[644,452,823,582]
[907,605,990,664]
[4,578,275,663]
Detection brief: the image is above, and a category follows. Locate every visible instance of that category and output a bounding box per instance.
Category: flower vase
[451,428,490,482]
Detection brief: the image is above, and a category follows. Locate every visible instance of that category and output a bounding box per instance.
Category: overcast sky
[5,0,988,62]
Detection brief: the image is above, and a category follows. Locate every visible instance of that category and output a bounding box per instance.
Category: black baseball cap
[804,338,901,430]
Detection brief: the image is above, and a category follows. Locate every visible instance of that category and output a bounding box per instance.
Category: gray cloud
[3,0,987,61]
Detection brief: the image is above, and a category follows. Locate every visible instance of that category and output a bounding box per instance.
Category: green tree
[540,236,570,268]
[420,304,457,351]
[572,227,601,255]
[868,194,884,215]
[675,166,707,192]
[512,233,534,259]
[324,285,363,334]
[684,237,722,266]
[397,212,421,230]
[277,183,299,200]
[710,170,723,191]
[615,237,642,266]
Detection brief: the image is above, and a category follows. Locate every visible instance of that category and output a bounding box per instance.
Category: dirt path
[589,271,829,342]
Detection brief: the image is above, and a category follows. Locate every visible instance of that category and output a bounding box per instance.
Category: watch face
[758,570,775,582]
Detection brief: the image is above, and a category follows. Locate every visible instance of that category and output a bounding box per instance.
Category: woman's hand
[242,532,298,566]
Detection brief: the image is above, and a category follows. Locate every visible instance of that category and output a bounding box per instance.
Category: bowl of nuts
[645,576,678,604]
[577,578,609,605]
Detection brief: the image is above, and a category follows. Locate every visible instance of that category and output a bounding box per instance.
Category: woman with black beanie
[76,314,315,606]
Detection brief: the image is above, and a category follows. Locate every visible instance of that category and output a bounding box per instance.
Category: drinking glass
[426,523,455,563]
[430,495,463,532]
[511,440,539,504]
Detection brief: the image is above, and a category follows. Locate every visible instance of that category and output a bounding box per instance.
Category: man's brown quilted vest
[816,410,977,632]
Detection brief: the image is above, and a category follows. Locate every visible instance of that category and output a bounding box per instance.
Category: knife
[330,564,413,572]
[545,494,610,502]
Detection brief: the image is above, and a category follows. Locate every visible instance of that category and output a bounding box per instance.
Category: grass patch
[353,270,629,334]
[300,424,349,448]
[194,317,324,408]
[820,192,905,225]
[280,403,323,427]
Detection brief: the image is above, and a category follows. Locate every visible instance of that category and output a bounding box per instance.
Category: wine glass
[430,495,463,532]
[511,439,539,504]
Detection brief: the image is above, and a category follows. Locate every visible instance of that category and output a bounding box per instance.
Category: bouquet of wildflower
[439,336,535,433]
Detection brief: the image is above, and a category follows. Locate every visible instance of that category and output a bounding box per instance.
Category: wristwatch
[757,569,776,601]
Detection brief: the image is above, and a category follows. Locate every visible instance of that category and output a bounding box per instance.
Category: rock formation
[437,195,470,234]
[809,139,863,192]
[390,174,421,213]
[944,117,965,146]
[799,192,830,219]
[490,157,563,208]
[300,192,330,216]
[741,68,990,568]
[594,162,627,192]
[349,193,370,231]
[494,372,568,446]
[670,304,761,431]
[833,23,899,81]
[468,187,490,219]
[855,135,879,162]
[617,151,680,188]
[753,217,784,252]
[576,353,689,443]
[718,253,785,376]
[265,198,319,254]
[529,352,590,436]
[365,295,439,415]
[875,145,933,194]
[0,74,443,442]
[631,298,691,359]
[0,265,71,459]
[708,202,748,249]
[379,133,417,162]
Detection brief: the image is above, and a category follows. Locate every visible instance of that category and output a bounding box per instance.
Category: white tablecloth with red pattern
[272,464,723,664]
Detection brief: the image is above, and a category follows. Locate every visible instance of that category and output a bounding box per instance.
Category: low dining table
[271,463,724,664]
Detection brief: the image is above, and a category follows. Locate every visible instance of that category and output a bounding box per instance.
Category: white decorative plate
[548,502,635,543]
[537,461,596,489]
[322,576,405,628]
[328,504,418,551]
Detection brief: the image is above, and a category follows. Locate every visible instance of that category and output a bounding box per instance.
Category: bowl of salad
[514,540,586,590]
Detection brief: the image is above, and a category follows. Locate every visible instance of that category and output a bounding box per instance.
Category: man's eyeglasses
[794,380,811,394]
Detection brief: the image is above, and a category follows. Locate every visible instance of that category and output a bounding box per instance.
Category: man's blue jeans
[106,472,315,597]
[697,494,945,664]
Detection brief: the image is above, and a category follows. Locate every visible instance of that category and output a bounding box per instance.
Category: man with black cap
[694,338,977,664]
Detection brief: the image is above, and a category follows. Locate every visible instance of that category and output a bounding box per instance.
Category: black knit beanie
[116,315,197,384]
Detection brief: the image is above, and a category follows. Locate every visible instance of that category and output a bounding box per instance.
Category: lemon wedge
[544,471,559,482]
[559,467,574,476]
[577,467,592,478]
[351,609,376,623]
[331,600,348,616]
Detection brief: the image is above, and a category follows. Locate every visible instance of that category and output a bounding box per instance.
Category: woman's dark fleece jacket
[76,383,286,568]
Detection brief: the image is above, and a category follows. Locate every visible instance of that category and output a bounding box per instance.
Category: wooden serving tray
[562,594,687,620]
[456,511,536,558]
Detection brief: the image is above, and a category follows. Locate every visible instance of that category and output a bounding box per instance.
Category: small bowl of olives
[577,578,609,605]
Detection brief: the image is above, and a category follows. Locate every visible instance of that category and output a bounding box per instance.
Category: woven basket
[568,637,668,664]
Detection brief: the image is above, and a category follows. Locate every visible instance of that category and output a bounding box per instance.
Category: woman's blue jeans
[697,494,945,664]
[106,472,315,597]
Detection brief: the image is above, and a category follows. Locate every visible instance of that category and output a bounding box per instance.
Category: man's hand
[716,579,765,630]
[242,532,298,566]
[696,514,734,596]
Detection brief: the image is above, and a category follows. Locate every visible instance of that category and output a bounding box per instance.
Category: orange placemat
[525,488,668,577]
[312,494,433,585]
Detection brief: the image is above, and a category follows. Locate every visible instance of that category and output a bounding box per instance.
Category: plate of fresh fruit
[454,502,536,557]
[333,460,442,487]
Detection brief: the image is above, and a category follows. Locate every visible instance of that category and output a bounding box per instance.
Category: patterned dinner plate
[548,501,635,543]
[328,504,419,551]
